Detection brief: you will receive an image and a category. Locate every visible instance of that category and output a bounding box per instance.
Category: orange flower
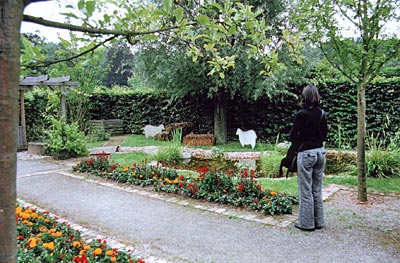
[270,191,277,197]
[106,250,113,256]
[110,256,117,262]
[93,248,102,256]
[73,241,81,248]
[52,231,63,237]
[123,166,130,172]
[83,245,91,250]
[28,238,37,249]
[42,242,55,251]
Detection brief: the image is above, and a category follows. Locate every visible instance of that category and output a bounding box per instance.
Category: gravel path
[16,153,400,263]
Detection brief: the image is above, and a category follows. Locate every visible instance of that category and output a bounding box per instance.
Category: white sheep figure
[144,124,165,138]
[236,128,257,149]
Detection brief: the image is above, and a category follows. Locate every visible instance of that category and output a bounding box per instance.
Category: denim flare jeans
[297,147,326,229]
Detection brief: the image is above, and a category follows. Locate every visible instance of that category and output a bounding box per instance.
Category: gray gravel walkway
[16,158,400,263]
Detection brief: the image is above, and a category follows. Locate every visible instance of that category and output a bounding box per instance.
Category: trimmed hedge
[25,79,400,147]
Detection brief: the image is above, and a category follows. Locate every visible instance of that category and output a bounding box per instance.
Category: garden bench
[90,119,125,135]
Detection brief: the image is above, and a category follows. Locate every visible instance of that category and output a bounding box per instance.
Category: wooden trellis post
[18,75,79,149]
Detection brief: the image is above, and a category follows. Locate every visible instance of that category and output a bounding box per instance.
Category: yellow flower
[28,238,37,249]
[123,166,130,172]
[93,248,102,256]
[173,178,179,184]
[42,242,55,251]
[106,250,113,256]
[132,172,136,176]
[83,245,91,250]
[52,231,63,237]
[48,228,56,234]
[73,241,81,248]
[110,256,117,262]
[22,220,33,226]
[15,207,22,215]
[79,249,87,255]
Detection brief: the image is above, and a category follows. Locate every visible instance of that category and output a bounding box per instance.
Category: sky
[21,0,72,43]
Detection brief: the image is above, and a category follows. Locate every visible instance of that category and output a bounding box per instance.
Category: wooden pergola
[18,75,79,149]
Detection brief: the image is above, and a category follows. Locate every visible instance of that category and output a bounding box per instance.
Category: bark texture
[0,1,25,262]
[214,92,227,145]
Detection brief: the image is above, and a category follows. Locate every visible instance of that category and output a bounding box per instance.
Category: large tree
[136,0,303,143]
[1,1,303,261]
[291,0,400,201]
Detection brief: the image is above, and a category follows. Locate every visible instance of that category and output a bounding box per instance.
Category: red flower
[137,258,146,263]
[17,235,24,240]
[179,175,185,180]
[73,255,88,263]
[110,164,117,172]
[87,159,93,165]
[250,169,255,180]
[241,169,248,178]
[237,182,245,192]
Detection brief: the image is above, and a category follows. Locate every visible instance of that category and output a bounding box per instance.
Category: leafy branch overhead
[22,0,303,77]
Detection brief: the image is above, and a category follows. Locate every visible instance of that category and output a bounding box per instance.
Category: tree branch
[23,14,195,37]
[22,36,118,69]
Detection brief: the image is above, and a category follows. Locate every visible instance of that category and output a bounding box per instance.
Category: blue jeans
[297,147,326,229]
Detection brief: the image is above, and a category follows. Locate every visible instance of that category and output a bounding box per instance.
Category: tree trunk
[356,80,368,202]
[0,1,25,262]
[214,92,227,145]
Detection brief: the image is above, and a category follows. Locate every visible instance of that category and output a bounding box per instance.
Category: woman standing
[289,85,328,231]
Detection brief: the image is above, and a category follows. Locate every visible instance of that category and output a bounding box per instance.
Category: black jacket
[289,107,328,152]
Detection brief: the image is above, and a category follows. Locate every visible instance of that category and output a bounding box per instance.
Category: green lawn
[86,140,107,149]
[122,134,168,147]
[110,152,155,166]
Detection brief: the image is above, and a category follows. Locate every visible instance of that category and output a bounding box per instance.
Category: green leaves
[77,0,96,17]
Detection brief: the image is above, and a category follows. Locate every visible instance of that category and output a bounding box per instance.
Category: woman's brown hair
[302,85,320,109]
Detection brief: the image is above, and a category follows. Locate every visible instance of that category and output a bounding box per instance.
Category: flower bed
[16,203,144,263]
[73,152,298,215]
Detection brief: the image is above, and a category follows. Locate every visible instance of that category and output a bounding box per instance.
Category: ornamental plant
[16,204,144,263]
[74,157,297,215]
[45,116,88,159]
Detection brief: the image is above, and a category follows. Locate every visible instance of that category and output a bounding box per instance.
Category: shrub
[45,117,88,159]
[366,133,400,178]
[154,129,182,163]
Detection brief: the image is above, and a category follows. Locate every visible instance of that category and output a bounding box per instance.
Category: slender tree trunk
[214,92,227,145]
[357,80,368,202]
[0,1,24,262]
